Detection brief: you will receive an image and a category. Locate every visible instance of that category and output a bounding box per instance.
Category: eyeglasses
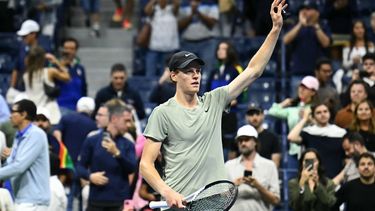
[11,109,21,113]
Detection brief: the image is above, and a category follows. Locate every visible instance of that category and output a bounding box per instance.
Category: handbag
[136,21,152,48]
[43,82,60,99]
[43,68,60,99]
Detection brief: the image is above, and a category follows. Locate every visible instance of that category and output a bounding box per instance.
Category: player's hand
[270,0,287,29]
[89,171,109,186]
[163,188,186,208]
[234,177,244,186]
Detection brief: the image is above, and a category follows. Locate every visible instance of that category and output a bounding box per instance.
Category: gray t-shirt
[144,86,230,196]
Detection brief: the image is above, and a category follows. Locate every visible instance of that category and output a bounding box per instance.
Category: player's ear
[170,70,178,83]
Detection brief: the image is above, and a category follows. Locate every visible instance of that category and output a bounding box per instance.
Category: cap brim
[17,30,29,36]
[176,58,205,70]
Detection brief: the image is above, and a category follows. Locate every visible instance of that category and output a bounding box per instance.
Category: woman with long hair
[288,148,336,211]
[349,99,375,151]
[206,40,244,161]
[342,19,374,70]
[23,46,70,124]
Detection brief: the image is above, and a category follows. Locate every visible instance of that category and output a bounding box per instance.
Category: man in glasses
[0,99,50,211]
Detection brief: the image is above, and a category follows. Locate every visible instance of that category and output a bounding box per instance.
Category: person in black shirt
[246,104,281,168]
[335,152,375,211]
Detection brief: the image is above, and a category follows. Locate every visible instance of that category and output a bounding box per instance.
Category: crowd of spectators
[1,0,375,211]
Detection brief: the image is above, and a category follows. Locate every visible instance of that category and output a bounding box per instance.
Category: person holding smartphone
[288,148,336,211]
[225,125,280,211]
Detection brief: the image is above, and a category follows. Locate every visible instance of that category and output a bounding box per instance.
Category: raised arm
[287,107,311,143]
[228,0,287,101]
[140,138,185,208]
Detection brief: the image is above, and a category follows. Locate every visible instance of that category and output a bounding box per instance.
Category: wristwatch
[299,186,305,194]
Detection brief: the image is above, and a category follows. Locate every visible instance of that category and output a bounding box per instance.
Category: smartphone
[304,159,314,170]
[244,170,252,177]
[102,132,111,142]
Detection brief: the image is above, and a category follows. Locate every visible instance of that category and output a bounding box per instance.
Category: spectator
[314,58,341,116]
[225,125,280,210]
[334,132,375,185]
[94,63,146,119]
[57,37,88,114]
[348,99,375,151]
[288,148,336,211]
[149,67,176,105]
[335,80,369,128]
[245,104,281,168]
[0,130,6,167]
[0,99,50,210]
[77,99,137,211]
[206,40,244,161]
[283,1,331,76]
[34,108,68,211]
[10,19,52,91]
[361,53,375,105]
[268,76,319,167]
[144,0,180,77]
[323,0,358,34]
[178,0,220,77]
[342,20,374,71]
[288,103,346,178]
[334,152,375,211]
[81,0,101,37]
[53,97,97,210]
[23,46,70,125]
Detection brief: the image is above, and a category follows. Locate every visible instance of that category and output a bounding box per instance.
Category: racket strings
[189,183,237,211]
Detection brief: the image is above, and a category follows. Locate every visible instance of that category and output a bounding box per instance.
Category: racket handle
[149,201,169,209]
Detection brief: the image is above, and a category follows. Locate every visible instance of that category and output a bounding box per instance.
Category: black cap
[168,51,205,71]
[299,1,318,11]
[246,103,263,115]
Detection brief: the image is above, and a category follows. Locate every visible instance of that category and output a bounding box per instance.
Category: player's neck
[175,92,198,108]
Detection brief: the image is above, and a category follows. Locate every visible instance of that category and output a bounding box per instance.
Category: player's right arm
[140,138,185,208]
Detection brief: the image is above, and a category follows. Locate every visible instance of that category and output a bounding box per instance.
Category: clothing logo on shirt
[77,68,82,76]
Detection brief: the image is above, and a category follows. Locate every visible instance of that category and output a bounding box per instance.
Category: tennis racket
[149,180,238,210]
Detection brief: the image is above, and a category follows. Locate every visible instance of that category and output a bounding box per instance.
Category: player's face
[313,104,330,126]
[358,157,375,180]
[174,61,201,94]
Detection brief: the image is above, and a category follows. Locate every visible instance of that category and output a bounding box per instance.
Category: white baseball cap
[17,20,40,36]
[77,97,95,113]
[235,125,258,139]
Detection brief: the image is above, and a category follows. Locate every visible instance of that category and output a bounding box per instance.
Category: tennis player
[140,0,287,209]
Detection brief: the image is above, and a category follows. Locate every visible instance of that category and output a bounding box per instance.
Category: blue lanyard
[11,123,32,161]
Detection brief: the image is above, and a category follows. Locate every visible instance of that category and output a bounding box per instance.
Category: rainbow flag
[58,141,74,170]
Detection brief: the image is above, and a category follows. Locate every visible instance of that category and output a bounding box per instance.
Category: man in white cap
[53,97,97,210]
[225,124,280,211]
[10,20,41,91]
